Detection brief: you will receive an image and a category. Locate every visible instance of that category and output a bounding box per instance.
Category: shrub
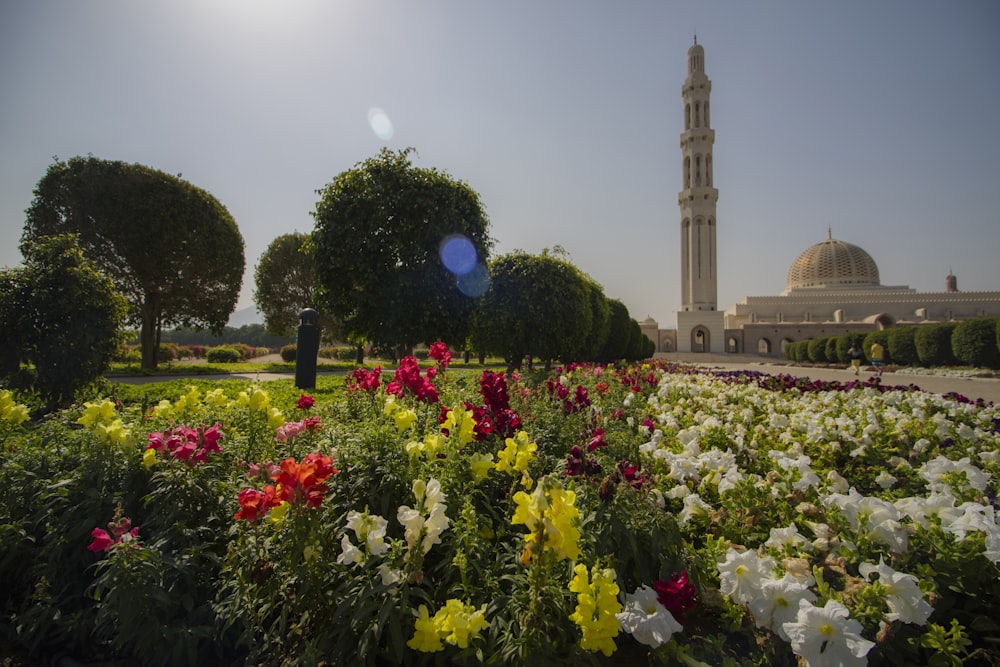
[157,344,178,363]
[915,323,957,367]
[280,344,296,363]
[824,337,838,363]
[0,235,127,408]
[206,347,241,364]
[835,333,864,364]
[887,326,918,366]
[862,330,892,364]
[951,317,1000,368]
[228,343,254,361]
[806,337,828,363]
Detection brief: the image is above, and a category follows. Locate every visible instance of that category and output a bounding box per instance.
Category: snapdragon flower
[569,563,623,656]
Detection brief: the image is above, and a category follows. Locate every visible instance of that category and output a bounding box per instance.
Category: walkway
[658,353,1000,405]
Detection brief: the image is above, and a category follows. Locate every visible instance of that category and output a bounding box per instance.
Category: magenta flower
[87,527,114,553]
[428,341,452,370]
[296,394,315,410]
[653,571,697,623]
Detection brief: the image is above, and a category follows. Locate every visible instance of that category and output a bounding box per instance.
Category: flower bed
[1,355,998,666]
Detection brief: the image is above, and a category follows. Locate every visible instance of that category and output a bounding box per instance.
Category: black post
[295,308,320,389]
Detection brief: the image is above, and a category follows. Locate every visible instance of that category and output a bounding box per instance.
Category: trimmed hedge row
[785,318,1000,369]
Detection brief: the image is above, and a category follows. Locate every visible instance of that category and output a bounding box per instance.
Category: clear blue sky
[2,1,998,327]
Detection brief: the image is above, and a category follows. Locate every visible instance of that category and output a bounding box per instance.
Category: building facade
[648,40,1000,357]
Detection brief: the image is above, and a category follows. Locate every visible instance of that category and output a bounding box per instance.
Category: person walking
[870,340,885,376]
[848,342,864,375]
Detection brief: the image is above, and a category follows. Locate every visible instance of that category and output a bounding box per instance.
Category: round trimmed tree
[23,156,245,369]
[311,148,492,357]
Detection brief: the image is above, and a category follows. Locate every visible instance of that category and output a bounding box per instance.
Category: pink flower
[87,528,114,553]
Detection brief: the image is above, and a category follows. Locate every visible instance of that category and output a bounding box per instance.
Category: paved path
[658,353,1000,405]
[111,355,1000,405]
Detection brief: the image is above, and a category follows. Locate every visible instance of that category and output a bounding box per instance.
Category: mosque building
[642,39,1000,357]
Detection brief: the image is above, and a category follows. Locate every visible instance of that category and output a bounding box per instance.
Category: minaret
[678,37,719,312]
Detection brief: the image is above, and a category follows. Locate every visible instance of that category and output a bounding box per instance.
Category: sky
[2,1,998,328]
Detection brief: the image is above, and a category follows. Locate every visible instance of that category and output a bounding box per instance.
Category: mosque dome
[786,231,880,291]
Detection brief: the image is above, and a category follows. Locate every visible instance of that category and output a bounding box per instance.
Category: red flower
[387,357,439,403]
[269,453,338,509]
[428,341,451,370]
[348,366,382,394]
[234,486,279,521]
[296,394,315,410]
[653,571,697,623]
[587,428,607,452]
[87,527,114,552]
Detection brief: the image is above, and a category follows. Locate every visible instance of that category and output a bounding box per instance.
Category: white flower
[678,493,711,526]
[378,563,402,586]
[748,574,817,641]
[859,558,933,625]
[765,524,810,552]
[782,599,875,667]
[337,534,363,566]
[875,471,897,489]
[345,509,390,557]
[717,548,775,605]
[615,585,683,648]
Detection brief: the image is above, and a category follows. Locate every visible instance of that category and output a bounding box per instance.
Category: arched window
[685,104,691,130]
[728,337,739,353]
[695,155,701,186]
[758,338,771,355]
[705,154,712,186]
[694,102,701,128]
[704,101,710,127]
[684,157,691,188]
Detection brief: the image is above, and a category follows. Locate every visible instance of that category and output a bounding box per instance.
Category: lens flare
[439,234,477,276]
[367,107,394,140]
[456,262,490,298]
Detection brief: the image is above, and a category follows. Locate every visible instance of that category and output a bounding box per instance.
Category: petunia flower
[616,585,683,648]
[782,599,875,667]
[858,558,933,625]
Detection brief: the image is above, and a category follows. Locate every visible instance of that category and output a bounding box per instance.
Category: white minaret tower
[676,37,725,352]
[679,37,718,312]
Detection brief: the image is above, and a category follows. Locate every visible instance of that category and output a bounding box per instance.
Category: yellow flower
[267,407,284,430]
[569,564,622,657]
[443,409,476,446]
[407,605,444,652]
[77,400,116,428]
[0,391,29,425]
[268,500,289,524]
[512,477,580,562]
[383,394,399,415]
[203,388,231,409]
[436,599,488,649]
[237,386,270,411]
[468,452,494,482]
[394,408,417,433]
[142,448,158,468]
[496,430,537,475]
[97,419,130,445]
[152,399,173,418]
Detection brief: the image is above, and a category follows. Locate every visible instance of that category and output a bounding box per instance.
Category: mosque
[643,39,1000,357]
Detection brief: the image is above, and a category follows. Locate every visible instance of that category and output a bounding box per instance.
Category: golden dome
[786,233,880,291]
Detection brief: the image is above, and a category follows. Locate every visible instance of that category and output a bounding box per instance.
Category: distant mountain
[228,306,263,328]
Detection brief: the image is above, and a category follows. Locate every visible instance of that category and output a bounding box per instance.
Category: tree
[0,234,127,408]
[253,232,338,340]
[22,156,245,369]
[472,251,592,371]
[311,148,492,356]
[598,299,632,362]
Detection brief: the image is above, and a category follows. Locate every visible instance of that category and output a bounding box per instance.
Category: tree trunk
[140,291,161,370]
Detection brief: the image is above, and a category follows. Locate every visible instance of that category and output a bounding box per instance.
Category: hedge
[951,317,1000,368]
